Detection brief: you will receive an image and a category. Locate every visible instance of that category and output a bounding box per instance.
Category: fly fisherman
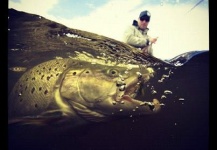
[123,10,158,55]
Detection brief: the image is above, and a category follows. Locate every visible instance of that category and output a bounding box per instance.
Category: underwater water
[7,8,209,150]
[8,50,209,150]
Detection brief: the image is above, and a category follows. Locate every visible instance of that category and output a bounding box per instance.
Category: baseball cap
[139,10,151,22]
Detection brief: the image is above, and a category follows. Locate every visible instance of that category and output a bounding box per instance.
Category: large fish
[8,58,162,127]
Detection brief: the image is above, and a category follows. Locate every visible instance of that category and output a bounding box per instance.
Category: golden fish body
[8,58,161,126]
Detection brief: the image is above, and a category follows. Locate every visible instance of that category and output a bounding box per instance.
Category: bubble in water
[162,74,170,78]
[151,90,157,94]
[112,101,117,105]
[164,90,173,94]
[161,95,167,99]
[179,98,185,101]
[164,67,169,70]
[158,78,164,83]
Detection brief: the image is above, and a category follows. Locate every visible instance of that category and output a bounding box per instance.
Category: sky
[8,0,209,59]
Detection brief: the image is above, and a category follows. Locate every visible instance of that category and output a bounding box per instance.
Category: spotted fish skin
[8,58,78,119]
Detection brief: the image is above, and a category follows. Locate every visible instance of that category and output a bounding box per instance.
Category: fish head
[60,62,162,122]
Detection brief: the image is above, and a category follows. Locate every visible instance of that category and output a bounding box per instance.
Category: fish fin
[70,101,110,122]
[8,110,72,126]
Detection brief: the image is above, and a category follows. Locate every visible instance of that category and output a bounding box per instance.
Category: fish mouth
[114,72,162,114]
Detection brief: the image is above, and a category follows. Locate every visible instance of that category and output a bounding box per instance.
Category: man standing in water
[123,10,158,55]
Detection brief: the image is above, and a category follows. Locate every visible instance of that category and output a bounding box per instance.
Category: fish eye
[107,69,119,77]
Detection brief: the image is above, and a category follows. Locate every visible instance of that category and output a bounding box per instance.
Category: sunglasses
[140,16,150,22]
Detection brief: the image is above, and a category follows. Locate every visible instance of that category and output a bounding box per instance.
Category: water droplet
[136,72,142,76]
[121,101,125,104]
[112,101,117,105]
[162,74,169,78]
[119,109,123,112]
[161,95,166,99]
[169,70,173,74]
[132,109,136,111]
[158,79,164,83]
[151,90,157,94]
[119,85,125,91]
[164,67,168,70]
[178,98,185,101]
[164,90,173,94]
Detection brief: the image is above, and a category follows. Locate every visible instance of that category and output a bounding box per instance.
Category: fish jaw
[93,74,162,117]
[86,69,161,117]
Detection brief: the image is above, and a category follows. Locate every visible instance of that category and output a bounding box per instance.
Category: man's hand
[149,37,158,44]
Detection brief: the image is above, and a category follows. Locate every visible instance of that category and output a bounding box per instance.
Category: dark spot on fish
[41,75,44,79]
[49,68,51,71]
[39,87,42,91]
[44,90,48,95]
[54,68,58,71]
[31,87,35,94]
[56,73,59,76]
[36,70,39,72]
[32,77,36,80]
[85,71,90,73]
[26,78,29,81]
[63,64,66,68]
[72,72,76,75]
[19,84,22,88]
[19,98,23,102]
[43,67,45,69]
[35,104,38,108]
[25,86,27,90]
[47,76,51,81]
